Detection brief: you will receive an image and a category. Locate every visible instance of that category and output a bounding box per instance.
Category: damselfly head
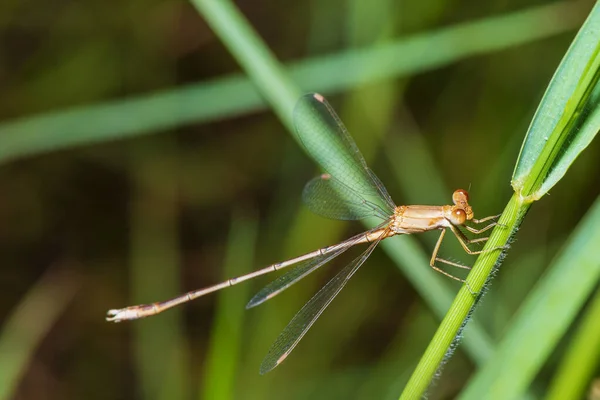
[452,189,474,221]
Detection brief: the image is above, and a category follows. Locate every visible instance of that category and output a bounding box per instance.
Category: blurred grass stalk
[401,3,600,398]
[201,212,258,400]
[129,138,190,400]
[340,0,506,375]
[0,266,80,400]
[545,282,600,400]
[0,1,582,164]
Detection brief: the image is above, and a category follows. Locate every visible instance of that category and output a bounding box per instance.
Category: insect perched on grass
[107,93,502,374]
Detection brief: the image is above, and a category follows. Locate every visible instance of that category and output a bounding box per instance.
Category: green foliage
[545,286,600,400]
[513,3,600,200]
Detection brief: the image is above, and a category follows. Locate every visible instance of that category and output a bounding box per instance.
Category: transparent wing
[293,93,396,212]
[246,224,389,309]
[302,174,392,221]
[259,228,388,374]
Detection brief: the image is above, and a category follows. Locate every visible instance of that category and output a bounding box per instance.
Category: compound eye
[452,209,466,225]
[452,189,469,204]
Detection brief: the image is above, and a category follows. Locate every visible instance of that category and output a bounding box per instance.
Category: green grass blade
[513,2,600,200]
[459,194,600,400]
[399,193,527,399]
[545,286,600,400]
[201,212,258,400]
[189,0,299,130]
[0,2,580,164]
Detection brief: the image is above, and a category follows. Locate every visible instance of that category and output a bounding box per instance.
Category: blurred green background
[0,0,599,399]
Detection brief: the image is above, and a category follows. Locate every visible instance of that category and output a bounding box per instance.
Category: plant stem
[399,193,531,399]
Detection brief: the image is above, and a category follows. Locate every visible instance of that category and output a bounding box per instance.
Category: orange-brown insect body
[392,189,474,234]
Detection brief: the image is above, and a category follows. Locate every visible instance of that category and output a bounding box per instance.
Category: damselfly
[107,93,501,374]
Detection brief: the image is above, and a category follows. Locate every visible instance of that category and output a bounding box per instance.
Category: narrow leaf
[512,2,600,200]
